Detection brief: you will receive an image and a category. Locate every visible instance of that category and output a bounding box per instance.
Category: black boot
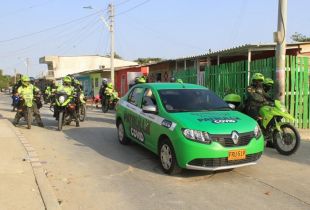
[76,121,80,127]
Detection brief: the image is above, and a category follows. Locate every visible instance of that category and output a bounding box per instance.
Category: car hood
[169,111,257,134]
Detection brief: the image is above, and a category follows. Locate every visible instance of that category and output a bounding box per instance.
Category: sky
[0,0,309,77]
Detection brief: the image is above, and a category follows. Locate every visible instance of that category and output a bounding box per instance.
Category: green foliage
[105,52,122,59]
[134,57,162,65]
[291,32,310,42]
[0,69,13,89]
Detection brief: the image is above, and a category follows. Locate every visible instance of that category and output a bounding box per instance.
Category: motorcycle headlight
[254,125,262,139]
[182,129,212,144]
[59,95,65,103]
[280,105,287,112]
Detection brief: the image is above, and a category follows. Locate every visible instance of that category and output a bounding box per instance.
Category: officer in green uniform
[13,76,44,127]
[55,76,79,127]
[263,77,274,101]
[244,73,266,119]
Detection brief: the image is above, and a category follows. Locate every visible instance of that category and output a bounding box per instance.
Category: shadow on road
[263,141,310,166]
[63,126,216,178]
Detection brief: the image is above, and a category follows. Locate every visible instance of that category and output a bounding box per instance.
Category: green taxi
[115,83,264,174]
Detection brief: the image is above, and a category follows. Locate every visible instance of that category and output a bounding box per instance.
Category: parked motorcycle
[54,91,77,131]
[223,94,300,155]
[102,88,119,113]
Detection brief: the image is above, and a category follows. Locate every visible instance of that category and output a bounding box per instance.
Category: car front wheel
[159,139,181,175]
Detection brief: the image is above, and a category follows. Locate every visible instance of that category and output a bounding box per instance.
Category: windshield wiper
[206,107,231,111]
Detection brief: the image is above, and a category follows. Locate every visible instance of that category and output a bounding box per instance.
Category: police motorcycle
[54,91,77,131]
[223,93,300,155]
[102,84,119,113]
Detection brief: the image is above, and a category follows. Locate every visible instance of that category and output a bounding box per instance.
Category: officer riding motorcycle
[102,83,119,113]
[12,75,44,128]
[53,76,79,130]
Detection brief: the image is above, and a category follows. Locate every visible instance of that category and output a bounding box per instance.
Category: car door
[123,86,146,145]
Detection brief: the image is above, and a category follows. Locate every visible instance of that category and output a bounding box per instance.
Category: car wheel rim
[161,144,172,170]
[118,123,124,141]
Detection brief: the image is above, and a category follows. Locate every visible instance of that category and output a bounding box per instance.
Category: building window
[95,78,99,87]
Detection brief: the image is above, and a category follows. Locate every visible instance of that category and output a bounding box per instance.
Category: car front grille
[188,152,262,168]
[210,131,255,147]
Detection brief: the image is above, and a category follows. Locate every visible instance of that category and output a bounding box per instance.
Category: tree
[291,32,310,42]
[0,69,14,90]
[134,57,162,65]
[105,52,122,59]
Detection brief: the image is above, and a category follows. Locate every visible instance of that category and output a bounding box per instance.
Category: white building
[39,55,137,80]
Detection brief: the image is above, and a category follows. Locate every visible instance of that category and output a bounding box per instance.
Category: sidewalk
[0,118,45,210]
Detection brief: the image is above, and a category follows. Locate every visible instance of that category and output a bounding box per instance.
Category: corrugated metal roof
[174,42,310,60]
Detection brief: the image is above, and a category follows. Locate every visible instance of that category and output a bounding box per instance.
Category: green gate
[204,56,310,128]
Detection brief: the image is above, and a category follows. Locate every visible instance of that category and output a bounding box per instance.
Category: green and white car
[115,83,264,174]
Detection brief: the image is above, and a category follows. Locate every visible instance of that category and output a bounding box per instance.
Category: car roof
[135,83,207,90]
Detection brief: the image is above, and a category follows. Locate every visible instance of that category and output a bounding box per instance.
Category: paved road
[0,94,310,210]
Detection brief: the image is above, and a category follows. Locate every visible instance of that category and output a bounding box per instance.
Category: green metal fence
[173,68,197,84]
[204,56,310,128]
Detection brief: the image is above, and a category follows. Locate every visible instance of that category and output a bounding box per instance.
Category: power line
[0,9,105,44]
[0,0,52,19]
[0,16,101,58]
[115,0,151,16]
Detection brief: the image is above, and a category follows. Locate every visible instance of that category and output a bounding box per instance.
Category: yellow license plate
[228,149,246,161]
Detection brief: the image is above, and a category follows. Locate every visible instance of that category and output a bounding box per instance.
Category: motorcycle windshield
[56,92,69,106]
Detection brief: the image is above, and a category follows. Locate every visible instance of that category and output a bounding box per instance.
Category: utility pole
[25,58,30,75]
[274,0,287,103]
[14,68,17,84]
[108,3,115,87]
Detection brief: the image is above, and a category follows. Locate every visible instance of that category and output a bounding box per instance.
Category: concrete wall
[40,55,137,79]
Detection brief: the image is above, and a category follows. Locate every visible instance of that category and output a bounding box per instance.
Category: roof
[135,82,206,90]
[176,42,310,60]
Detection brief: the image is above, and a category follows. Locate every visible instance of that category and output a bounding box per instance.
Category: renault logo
[231,131,239,144]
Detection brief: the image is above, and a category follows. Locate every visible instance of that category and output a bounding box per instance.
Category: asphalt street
[0,94,309,210]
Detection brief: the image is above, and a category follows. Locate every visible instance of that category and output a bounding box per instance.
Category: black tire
[58,111,64,131]
[273,123,300,156]
[79,104,86,122]
[103,98,109,113]
[159,139,182,175]
[117,120,130,145]
[26,107,32,129]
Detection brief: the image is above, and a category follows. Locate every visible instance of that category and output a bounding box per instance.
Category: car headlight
[59,96,65,103]
[182,129,212,144]
[254,125,262,139]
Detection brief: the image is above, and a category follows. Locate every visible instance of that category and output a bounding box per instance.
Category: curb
[8,121,61,210]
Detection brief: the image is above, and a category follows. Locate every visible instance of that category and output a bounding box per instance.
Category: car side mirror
[142,105,157,114]
[228,103,236,110]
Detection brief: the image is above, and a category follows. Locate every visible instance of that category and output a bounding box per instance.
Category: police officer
[13,75,44,127]
[55,76,79,127]
[263,77,274,101]
[99,78,108,100]
[244,73,266,119]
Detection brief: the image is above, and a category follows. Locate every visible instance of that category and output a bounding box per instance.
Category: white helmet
[102,78,108,85]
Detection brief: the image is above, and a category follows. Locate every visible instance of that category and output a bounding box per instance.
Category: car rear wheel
[117,120,130,145]
[159,139,182,175]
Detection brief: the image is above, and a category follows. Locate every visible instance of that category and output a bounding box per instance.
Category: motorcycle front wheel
[273,123,300,156]
[102,99,109,113]
[79,104,86,121]
[58,111,64,131]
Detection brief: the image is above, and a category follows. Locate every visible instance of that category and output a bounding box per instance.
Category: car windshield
[158,89,230,112]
